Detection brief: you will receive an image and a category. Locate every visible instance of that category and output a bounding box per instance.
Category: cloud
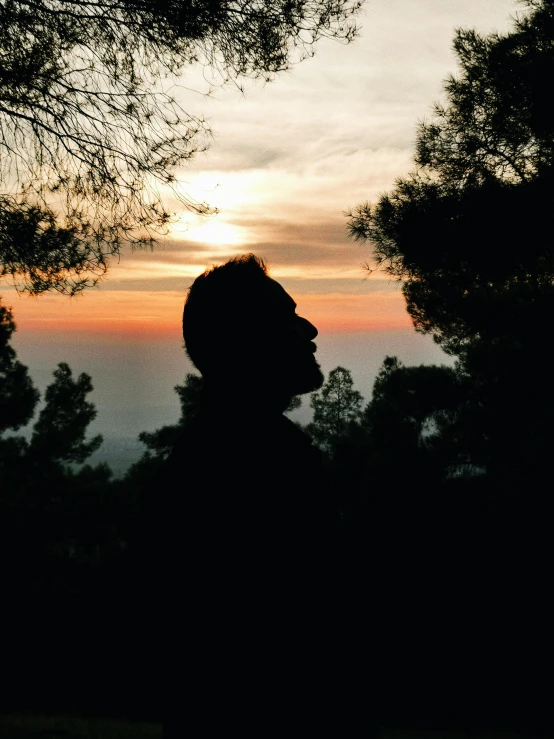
[6,0,518,348]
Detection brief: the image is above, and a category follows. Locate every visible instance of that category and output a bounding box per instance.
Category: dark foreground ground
[1,716,553,739]
[0,715,160,739]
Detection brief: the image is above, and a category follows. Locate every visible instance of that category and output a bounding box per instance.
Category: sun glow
[171,218,247,246]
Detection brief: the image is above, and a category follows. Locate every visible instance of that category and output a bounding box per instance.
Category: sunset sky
[6,0,519,472]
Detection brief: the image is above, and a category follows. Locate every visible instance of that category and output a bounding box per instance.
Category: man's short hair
[183,254,269,375]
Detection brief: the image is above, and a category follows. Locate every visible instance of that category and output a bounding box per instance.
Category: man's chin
[292,362,325,395]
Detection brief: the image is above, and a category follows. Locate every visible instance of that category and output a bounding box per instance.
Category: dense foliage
[348,0,554,490]
[0,0,361,295]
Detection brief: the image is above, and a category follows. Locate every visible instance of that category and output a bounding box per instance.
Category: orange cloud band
[7,289,411,339]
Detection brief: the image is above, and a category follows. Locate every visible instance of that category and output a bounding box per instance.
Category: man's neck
[201,380,292,418]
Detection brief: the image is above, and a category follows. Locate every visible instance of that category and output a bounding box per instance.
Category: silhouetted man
[158,255,353,737]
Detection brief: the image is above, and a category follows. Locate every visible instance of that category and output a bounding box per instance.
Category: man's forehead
[263,277,297,311]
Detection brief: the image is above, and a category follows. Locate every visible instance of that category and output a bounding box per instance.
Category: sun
[170,216,246,246]
[194,220,243,246]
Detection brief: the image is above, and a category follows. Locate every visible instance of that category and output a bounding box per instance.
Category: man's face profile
[254,277,324,397]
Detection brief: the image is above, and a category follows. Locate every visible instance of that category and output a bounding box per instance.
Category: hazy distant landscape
[12,327,451,475]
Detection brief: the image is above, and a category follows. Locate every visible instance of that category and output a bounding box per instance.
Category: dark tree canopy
[1,0,361,295]
[363,356,473,481]
[30,362,103,464]
[348,0,554,485]
[348,0,554,356]
[136,371,203,460]
[1,302,105,526]
[0,300,39,432]
[306,365,362,453]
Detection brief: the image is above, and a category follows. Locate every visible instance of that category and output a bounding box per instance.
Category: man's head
[183,254,324,401]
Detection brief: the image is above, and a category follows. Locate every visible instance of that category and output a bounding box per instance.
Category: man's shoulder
[162,411,326,486]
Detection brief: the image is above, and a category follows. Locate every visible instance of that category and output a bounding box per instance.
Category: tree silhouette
[306,366,363,454]
[0,300,39,434]
[30,363,103,465]
[1,0,361,295]
[363,356,473,486]
[136,371,203,461]
[1,303,107,506]
[348,0,554,350]
[119,371,203,516]
[346,9,554,719]
[348,0,554,488]
[0,299,41,501]
[1,304,114,612]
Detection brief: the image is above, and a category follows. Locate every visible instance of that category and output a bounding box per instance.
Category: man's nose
[295,315,318,340]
